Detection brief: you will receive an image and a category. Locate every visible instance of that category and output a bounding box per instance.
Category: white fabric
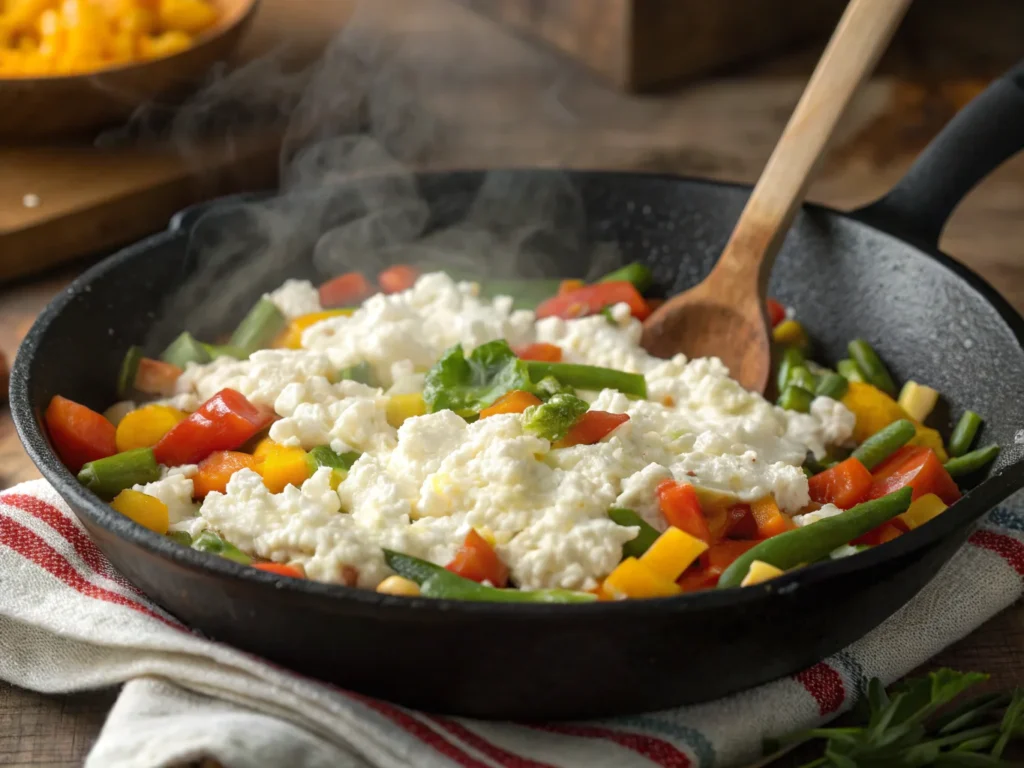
[1,479,1022,768]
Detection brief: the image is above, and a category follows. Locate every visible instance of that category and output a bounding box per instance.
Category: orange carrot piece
[480,390,543,419]
[319,272,373,308]
[193,451,256,498]
[379,265,420,294]
[514,342,563,362]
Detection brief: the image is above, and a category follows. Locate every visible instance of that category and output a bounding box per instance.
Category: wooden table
[2,1,1024,765]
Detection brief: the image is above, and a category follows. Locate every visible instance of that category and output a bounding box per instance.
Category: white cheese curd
[135,464,199,524]
[176,349,335,408]
[793,503,844,527]
[265,279,322,319]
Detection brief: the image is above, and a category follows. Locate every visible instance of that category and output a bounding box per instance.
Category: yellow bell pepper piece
[158,0,216,35]
[898,493,947,531]
[842,381,948,461]
[251,437,278,463]
[254,443,310,493]
[276,309,355,349]
[115,404,187,452]
[110,488,169,534]
[740,560,785,587]
[387,393,426,428]
[772,319,809,349]
[898,380,940,423]
[602,557,681,600]
[639,526,708,582]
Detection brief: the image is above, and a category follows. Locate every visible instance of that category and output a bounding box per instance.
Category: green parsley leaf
[423,340,533,418]
[522,393,589,442]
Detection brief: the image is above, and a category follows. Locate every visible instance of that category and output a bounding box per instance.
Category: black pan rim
[11,168,1024,620]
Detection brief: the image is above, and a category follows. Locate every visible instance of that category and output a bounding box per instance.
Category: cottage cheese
[266,279,323,320]
[135,464,199,525]
[176,271,857,590]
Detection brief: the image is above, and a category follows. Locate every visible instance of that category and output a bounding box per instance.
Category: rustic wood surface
[1,0,1023,765]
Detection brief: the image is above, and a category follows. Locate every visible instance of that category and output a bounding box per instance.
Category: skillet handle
[855,60,1024,245]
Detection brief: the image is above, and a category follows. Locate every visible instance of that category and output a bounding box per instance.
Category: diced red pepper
[558,279,585,296]
[252,562,305,578]
[45,395,118,472]
[134,358,183,397]
[852,522,903,547]
[750,496,795,539]
[866,445,961,506]
[536,281,650,321]
[723,503,759,539]
[677,540,760,591]
[676,566,720,593]
[378,265,419,294]
[446,530,509,587]
[153,388,275,467]
[646,298,665,313]
[555,411,629,448]
[319,272,373,308]
[766,298,786,328]
[514,342,563,362]
[808,457,873,509]
[656,480,711,543]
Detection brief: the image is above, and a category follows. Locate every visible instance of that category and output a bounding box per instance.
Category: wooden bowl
[0,0,260,140]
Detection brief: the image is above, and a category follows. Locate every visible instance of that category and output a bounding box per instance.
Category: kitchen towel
[1,479,1022,768]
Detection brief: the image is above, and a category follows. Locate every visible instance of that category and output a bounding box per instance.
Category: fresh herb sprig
[762,669,1024,767]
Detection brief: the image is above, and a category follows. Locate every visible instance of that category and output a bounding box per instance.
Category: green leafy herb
[333,361,377,387]
[534,375,575,401]
[423,340,533,418]
[522,393,589,442]
[764,669,1024,767]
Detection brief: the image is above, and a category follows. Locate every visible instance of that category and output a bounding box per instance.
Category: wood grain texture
[2,1,1024,765]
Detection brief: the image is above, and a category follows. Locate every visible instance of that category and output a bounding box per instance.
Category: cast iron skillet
[11,63,1024,720]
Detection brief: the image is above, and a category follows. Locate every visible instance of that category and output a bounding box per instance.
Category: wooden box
[452,0,846,92]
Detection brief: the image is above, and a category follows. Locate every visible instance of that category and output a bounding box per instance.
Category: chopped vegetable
[837,358,866,383]
[277,309,354,349]
[45,395,118,472]
[555,410,629,448]
[334,361,376,386]
[524,361,647,398]
[192,530,252,565]
[602,557,682,599]
[772,319,808,349]
[897,380,939,422]
[814,372,849,400]
[384,550,596,603]
[778,384,813,413]
[522,393,589,442]
[192,451,256,498]
[850,419,916,470]
[168,531,193,547]
[534,375,575,400]
[514,342,563,362]
[897,493,948,530]
[639,526,708,582]
[376,575,421,596]
[133,358,183,397]
[558,279,585,295]
[386,393,427,427]
[776,347,805,392]
[597,262,654,293]
[945,444,1000,478]
[842,381,948,460]
[77,448,161,498]
[378,265,419,294]
[446,530,509,587]
[723,503,759,540]
[535,281,650,321]
[117,346,143,399]
[787,366,816,392]
[656,481,711,543]
[608,508,660,559]
[808,456,872,509]
[867,445,961,505]
[739,560,785,587]
[717,488,913,589]
[252,562,305,578]
[678,540,760,591]
[750,495,794,538]
[848,339,897,396]
[229,298,287,356]
[852,522,903,547]
[319,272,373,308]
[160,332,212,369]
[115,404,187,452]
[949,410,983,458]
[153,388,275,467]
[766,298,786,328]
[472,279,562,310]
[255,444,310,493]
[424,340,533,418]
[200,343,249,361]
[110,489,169,535]
[306,445,360,474]
[104,401,137,428]
[480,390,542,419]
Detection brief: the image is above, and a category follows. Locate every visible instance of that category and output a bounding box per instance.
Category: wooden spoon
[640,0,913,394]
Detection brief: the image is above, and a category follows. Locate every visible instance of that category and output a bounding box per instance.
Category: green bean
[944,445,1000,478]
[717,488,913,589]
[117,345,143,399]
[609,508,660,559]
[192,530,253,565]
[850,419,916,470]
[848,339,897,396]
[306,445,361,474]
[949,411,983,458]
[384,550,597,603]
[333,361,377,387]
[160,332,212,369]
[476,279,562,310]
[597,262,654,293]
[778,385,814,413]
[776,347,805,393]
[78,448,161,498]
[167,531,193,547]
[525,361,647,398]
[201,343,249,361]
[787,366,817,392]
[804,455,837,476]
[837,359,866,383]
[815,372,849,401]
[229,298,287,355]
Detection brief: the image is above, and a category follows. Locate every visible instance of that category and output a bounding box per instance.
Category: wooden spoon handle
[711,0,913,292]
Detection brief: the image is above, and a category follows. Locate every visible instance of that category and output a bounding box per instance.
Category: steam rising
[125,1,624,348]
